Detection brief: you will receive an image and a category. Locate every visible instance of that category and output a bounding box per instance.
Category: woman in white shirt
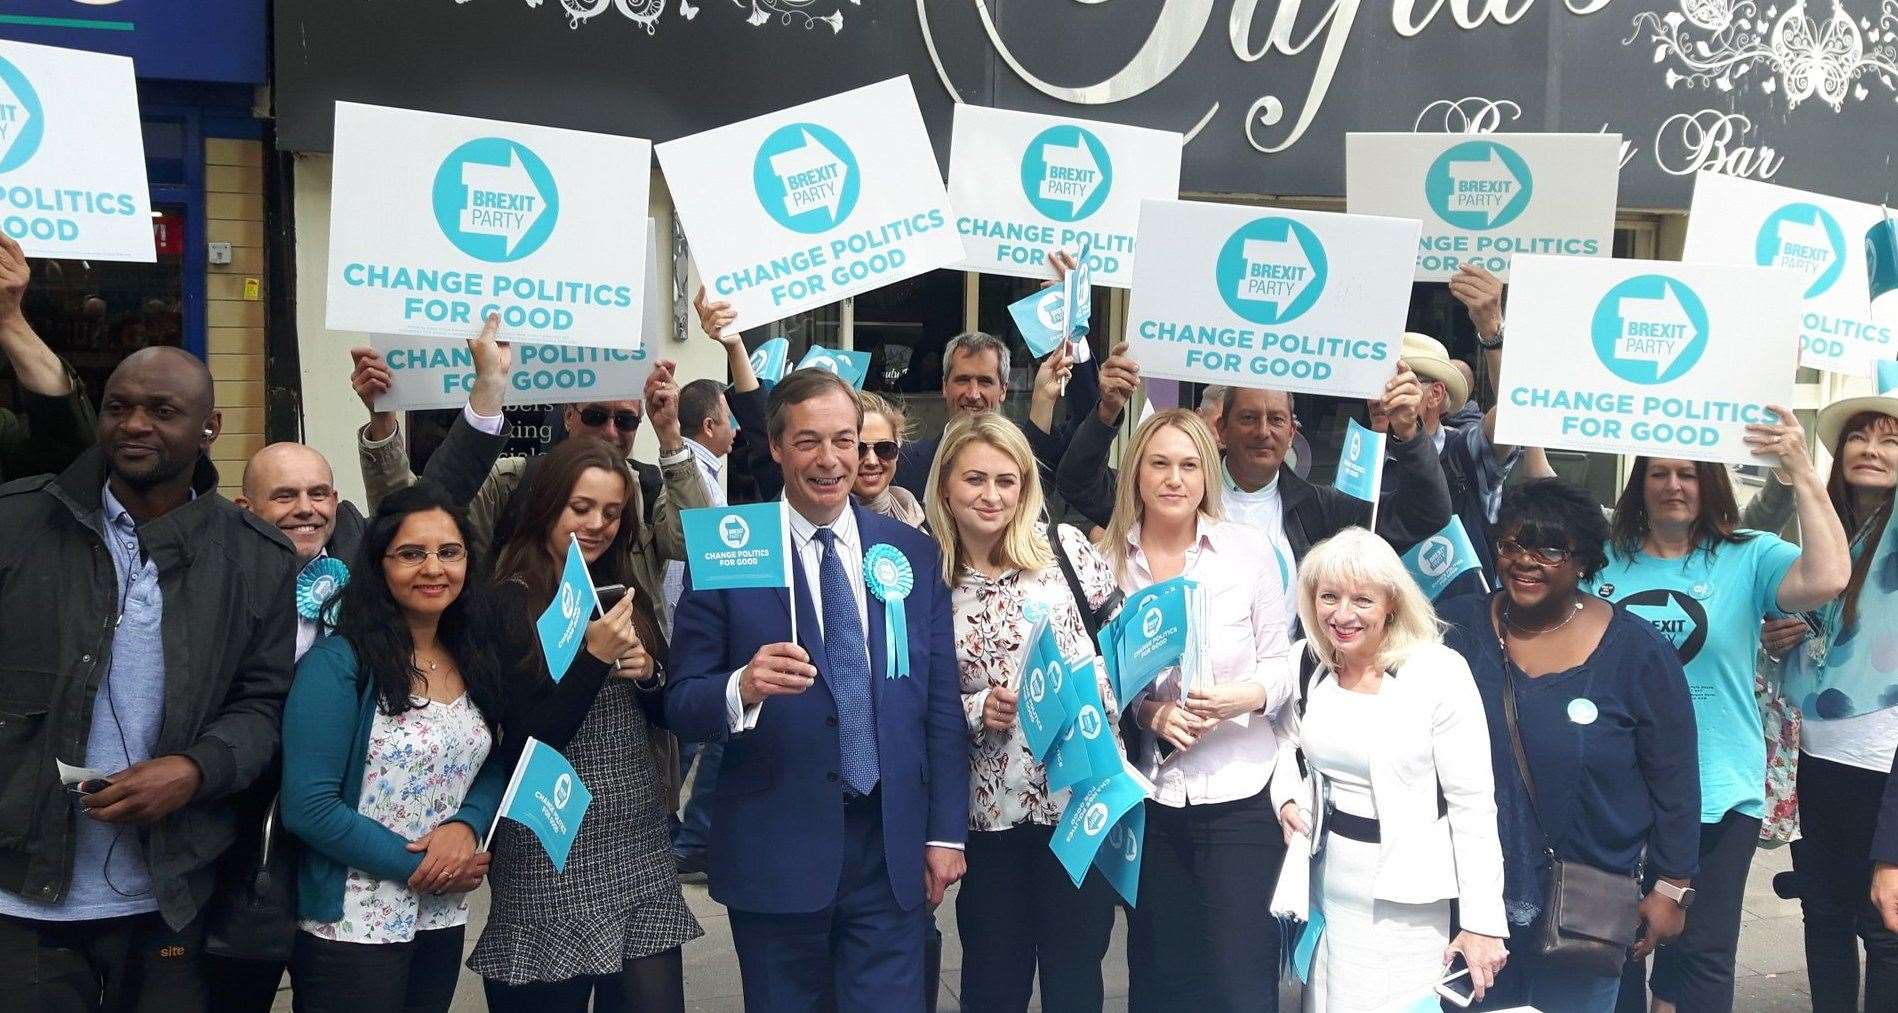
[925,413,1123,1011]
[1271,527,1507,1010]
[1101,409,1293,1011]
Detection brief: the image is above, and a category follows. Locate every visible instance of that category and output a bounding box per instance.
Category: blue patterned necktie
[814,527,879,795]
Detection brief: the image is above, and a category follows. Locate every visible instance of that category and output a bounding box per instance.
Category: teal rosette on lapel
[297,556,350,624]
[863,543,914,680]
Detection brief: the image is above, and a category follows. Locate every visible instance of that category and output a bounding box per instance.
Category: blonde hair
[924,414,1054,582]
[1295,527,1443,673]
[1101,409,1225,581]
[855,390,915,444]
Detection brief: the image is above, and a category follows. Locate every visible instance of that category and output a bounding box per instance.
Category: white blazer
[1268,640,1508,937]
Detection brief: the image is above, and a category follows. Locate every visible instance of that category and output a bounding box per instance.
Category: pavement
[267,842,1825,1010]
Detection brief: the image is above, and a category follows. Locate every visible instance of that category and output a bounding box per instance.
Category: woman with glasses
[923,413,1123,1011]
[1588,410,1849,1013]
[469,437,701,1012]
[855,390,925,528]
[1439,478,1700,1012]
[1100,409,1293,1011]
[1270,528,1507,1010]
[282,482,512,1013]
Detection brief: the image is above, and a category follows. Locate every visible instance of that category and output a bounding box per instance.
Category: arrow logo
[1237,233,1315,314]
[1036,292,1067,333]
[1615,281,1699,379]
[460,147,551,260]
[1619,587,1708,664]
[1037,137,1104,216]
[0,77,36,169]
[1443,148,1522,227]
[769,128,850,225]
[1772,217,1837,294]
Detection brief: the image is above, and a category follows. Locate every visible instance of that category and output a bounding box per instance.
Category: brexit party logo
[1423,141,1534,231]
[1020,125,1113,223]
[0,56,44,174]
[1215,216,1328,325]
[753,123,860,234]
[1755,203,1846,298]
[1618,587,1709,665]
[718,513,751,549]
[1416,534,1456,578]
[1590,275,1710,384]
[431,138,559,263]
[1081,801,1111,836]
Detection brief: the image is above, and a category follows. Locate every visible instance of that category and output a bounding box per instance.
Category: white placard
[326,102,651,348]
[656,78,962,332]
[1346,133,1619,282]
[372,221,663,412]
[1124,199,1421,399]
[947,106,1182,288]
[1682,172,1891,375]
[1495,255,1802,465]
[0,41,153,262]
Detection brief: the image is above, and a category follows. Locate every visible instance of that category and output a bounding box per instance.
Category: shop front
[2,0,271,498]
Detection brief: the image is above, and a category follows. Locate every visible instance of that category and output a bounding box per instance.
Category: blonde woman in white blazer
[1270,527,1508,1011]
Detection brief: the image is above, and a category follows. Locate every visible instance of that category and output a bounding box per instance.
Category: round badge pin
[1567,697,1600,726]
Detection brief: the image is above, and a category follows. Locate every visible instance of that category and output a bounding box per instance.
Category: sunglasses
[1496,539,1573,567]
[858,440,899,462]
[578,407,640,431]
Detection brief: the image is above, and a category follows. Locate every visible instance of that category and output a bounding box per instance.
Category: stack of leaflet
[1094,574,1197,704]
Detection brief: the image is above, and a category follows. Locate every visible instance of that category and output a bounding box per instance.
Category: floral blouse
[955,524,1122,831]
[300,693,492,944]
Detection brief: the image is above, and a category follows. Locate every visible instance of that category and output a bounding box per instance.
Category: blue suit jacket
[665,503,968,914]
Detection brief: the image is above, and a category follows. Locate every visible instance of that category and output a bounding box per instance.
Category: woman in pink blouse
[923,413,1123,1012]
[1100,409,1294,1012]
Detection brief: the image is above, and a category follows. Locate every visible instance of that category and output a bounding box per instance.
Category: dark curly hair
[323,481,506,722]
[1497,477,1611,582]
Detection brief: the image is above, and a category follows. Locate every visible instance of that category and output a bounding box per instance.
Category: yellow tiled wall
[204,138,268,500]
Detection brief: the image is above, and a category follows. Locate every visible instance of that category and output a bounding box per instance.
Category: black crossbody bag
[1499,645,1642,977]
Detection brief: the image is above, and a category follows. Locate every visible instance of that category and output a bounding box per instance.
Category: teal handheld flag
[1049,759,1150,889]
[1091,798,1145,906]
[1007,285,1073,358]
[1868,216,1898,302]
[682,502,796,640]
[795,345,872,388]
[1113,576,1193,702]
[1401,516,1485,599]
[485,737,592,873]
[1333,417,1386,505]
[748,336,791,383]
[535,535,599,684]
[1017,620,1079,761]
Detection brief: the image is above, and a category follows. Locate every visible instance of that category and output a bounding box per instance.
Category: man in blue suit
[666,367,968,1012]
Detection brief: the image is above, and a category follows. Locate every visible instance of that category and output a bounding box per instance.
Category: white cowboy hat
[1816,361,1898,455]
[1400,332,1470,413]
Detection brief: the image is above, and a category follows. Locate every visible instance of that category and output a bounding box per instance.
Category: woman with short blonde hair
[1294,526,1444,675]
[854,390,924,527]
[925,412,1125,1010]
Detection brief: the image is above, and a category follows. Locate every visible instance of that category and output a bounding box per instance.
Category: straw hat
[1400,332,1470,413]
[1816,360,1898,455]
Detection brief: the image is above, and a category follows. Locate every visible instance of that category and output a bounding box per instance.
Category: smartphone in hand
[1436,953,1476,1007]
[594,584,629,612]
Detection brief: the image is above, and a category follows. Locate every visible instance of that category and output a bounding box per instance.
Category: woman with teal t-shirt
[1589,404,1850,1013]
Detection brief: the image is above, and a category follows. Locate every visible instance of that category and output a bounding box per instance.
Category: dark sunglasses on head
[1496,538,1573,567]
[858,440,899,462]
[578,407,640,431]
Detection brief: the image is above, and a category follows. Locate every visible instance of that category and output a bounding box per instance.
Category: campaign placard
[1125,199,1419,399]
[1346,133,1618,281]
[947,106,1182,288]
[1682,173,1892,375]
[0,41,153,262]
[657,78,962,332]
[326,102,651,347]
[1495,255,1802,466]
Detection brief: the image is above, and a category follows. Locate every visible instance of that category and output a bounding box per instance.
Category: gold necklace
[1502,596,1584,636]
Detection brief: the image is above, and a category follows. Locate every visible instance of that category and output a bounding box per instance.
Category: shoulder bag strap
[1498,628,1557,857]
[1052,524,1119,641]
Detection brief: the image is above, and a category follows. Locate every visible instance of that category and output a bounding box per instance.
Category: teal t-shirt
[1586,531,1799,823]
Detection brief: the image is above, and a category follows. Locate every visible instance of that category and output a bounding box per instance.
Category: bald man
[235,442,367,656]
[0,347,296,1010]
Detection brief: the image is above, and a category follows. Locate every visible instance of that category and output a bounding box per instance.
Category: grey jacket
[0,450,298,928]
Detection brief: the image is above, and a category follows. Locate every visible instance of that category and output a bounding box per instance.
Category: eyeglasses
[385,544,468,567]
[859,440,899,462]
[578,407,640,431]
[1496,539,1573,567]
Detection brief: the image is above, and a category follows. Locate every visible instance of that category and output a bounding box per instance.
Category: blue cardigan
[281,636,509,924]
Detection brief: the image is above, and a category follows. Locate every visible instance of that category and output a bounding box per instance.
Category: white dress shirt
[725,503,868,731]
[1219,464,1298,625]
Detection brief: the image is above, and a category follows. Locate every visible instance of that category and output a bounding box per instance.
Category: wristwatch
[1652,880,1696,910]
[1477,326,1505,350]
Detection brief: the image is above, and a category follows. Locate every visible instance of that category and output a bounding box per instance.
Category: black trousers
[1615,808,1760,1012]
[1794,752,1898,1013]
[201,954,287,1013]
[0,910,206,1013]
[1127,790,1284,1013]
[955,823,1119,1012]
[482,947,685,1013]
[288,925,464,1013]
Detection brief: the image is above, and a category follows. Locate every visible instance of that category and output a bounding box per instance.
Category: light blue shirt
[0,485,170,920]
[1587,531,1799,823]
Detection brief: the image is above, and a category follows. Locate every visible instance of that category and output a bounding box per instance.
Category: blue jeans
[671,740,721,858]
[1521,960,1620,1013]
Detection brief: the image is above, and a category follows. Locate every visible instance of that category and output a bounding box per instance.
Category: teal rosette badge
[297,556,350,624]
[863,544,914,679]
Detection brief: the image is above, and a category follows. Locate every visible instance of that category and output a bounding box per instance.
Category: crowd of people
[1,236,1897,1013]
